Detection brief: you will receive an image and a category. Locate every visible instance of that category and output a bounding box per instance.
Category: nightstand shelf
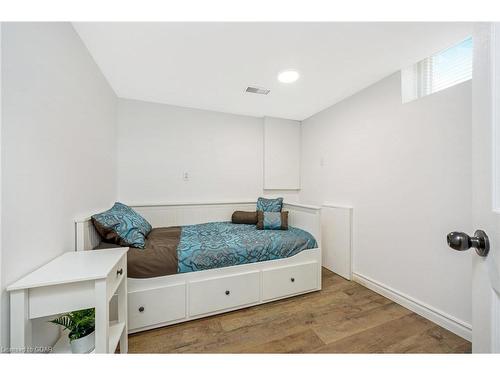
[52,321,125,354]
[7,248,129,354]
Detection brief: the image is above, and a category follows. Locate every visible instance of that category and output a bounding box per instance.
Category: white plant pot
[70,331,95,354]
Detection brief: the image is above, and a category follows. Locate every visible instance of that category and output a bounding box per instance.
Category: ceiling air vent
[245,86,270,95]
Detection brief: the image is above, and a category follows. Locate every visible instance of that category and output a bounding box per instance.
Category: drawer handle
[117,268,123,276]
[139,306,145,313]
[291,277,295,283]
[225,290,230,296]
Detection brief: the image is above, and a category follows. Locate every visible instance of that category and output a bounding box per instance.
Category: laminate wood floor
[128,268,471,353]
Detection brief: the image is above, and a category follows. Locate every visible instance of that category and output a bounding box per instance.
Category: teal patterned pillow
[256,197,283,212]
[263,212,282,229]
[92,202,152,249]
[257,211,288,230]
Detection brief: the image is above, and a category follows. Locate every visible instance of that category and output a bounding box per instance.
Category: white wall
[117,99,299,204]
[1,23,117,349]
[264,117,301,190]
[300,73,472,331]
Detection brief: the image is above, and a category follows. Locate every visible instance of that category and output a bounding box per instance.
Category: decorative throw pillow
[231,211,258,224]
[256,197,283,212]
[257,211,288,230]
[91,202,152,249]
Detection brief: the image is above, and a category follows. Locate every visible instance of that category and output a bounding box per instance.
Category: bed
[96,221,318,278]
[75,201,322,333]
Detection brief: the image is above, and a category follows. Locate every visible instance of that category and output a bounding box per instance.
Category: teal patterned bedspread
[177,222,318,273]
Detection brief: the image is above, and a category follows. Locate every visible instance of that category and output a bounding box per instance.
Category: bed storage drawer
[128,283,186,330]
[262,261,319,301]
[188,271,260,317]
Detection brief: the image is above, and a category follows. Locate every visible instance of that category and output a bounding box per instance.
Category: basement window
[401,36,473,103]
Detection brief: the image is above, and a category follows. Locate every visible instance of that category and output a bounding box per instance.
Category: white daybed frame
[75,201,321,333]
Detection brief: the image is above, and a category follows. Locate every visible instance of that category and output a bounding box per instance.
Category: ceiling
[73,22,473,121]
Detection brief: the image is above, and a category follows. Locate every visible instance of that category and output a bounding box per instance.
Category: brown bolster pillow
[231,211,258,224]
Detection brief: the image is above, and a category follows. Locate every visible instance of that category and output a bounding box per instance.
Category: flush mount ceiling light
[278,70,300,83]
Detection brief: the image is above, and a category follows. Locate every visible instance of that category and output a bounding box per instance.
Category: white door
[452,23,500,353]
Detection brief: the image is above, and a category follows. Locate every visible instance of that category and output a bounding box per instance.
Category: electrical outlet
[183,172,189,181]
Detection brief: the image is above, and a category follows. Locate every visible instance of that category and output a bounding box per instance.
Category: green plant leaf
[49,308,95,341]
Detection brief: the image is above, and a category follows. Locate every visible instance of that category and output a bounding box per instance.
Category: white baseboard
[352,272,472,342]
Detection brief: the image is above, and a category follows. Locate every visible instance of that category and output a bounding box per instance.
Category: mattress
[95,221,318,278]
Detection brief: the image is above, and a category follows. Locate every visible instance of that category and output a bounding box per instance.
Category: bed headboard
[74,218,101,251]
[74,201,321,251]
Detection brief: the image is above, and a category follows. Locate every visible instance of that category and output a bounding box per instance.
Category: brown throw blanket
[95,227,181,278]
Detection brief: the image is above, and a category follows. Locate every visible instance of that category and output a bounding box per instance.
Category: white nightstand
[7,248,128,354]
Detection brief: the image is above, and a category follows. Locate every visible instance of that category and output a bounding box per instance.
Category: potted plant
[50,308,95,353]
